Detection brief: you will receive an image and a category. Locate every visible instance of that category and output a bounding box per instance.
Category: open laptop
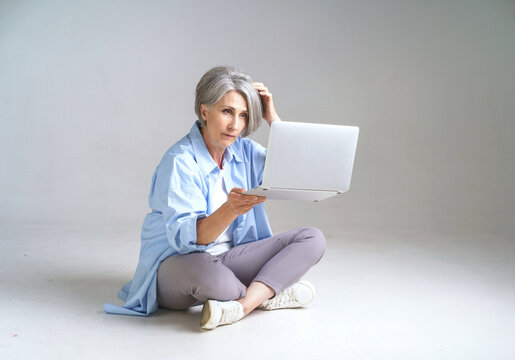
[244,121,359,202]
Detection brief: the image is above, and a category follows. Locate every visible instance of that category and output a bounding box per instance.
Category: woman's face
[200,90,248,152]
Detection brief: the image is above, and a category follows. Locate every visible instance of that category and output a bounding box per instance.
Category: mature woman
[103,66,326,330]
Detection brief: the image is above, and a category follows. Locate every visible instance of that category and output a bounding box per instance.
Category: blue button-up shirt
[103,121,272,316]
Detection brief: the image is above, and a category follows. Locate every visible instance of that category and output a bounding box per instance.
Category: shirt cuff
[167,213,215,254]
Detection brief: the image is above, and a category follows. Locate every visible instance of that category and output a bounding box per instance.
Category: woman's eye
[241,113,248,119]
[223,109,231,114]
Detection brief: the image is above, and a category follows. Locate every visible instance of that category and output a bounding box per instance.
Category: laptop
[244,121,359,202]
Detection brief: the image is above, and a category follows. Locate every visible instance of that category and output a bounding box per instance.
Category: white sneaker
[259,280,316,310]
[200,300,244,330]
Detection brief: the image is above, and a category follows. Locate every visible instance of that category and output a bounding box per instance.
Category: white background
[1,0,514,237]
[1,2,515,359]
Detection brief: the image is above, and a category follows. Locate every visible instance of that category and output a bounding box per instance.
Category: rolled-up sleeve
[151,154,213,255]
[163,187,212,255]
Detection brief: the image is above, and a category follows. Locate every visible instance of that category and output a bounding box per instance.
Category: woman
[103,66,326,330]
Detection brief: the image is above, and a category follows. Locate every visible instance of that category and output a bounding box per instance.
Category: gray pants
[156,226,326,310]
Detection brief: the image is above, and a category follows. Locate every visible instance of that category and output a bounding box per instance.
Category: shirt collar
[189,121,243,179]
[225,139,243,164]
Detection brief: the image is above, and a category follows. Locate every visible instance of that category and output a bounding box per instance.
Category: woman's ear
[200,104,208,121]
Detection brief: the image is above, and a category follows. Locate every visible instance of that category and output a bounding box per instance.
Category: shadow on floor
[46,272,278,333]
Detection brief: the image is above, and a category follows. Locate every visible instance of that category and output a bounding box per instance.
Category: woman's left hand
[254,82,281,126]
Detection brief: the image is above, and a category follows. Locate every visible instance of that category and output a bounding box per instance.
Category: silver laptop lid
[262,121,359,193]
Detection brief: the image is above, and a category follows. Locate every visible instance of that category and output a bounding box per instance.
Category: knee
[299,226,327,260]
[202,276,245,301]
[180,256,244,301]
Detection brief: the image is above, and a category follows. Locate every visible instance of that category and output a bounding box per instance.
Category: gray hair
[195,66,263,137]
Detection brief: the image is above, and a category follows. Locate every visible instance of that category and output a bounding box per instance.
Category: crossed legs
[157,227,326,319]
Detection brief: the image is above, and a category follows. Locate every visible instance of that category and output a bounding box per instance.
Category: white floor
[1,223,514,360]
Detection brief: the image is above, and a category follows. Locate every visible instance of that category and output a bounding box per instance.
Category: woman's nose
[228,115,240,129]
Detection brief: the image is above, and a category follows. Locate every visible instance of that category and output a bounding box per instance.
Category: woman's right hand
[227,188,266,215]
[253,82,281,126]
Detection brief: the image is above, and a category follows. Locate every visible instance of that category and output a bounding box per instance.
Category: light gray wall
[1,0,514,237]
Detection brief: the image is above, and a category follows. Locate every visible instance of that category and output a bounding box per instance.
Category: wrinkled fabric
[103,121,272,316]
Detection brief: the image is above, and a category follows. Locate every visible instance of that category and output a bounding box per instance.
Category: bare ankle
[236,299,249,317]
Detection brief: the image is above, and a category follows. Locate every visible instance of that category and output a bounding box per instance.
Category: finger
[237,197,260,206]
[236,199,265,214]
[250,197,266,207]
[257,89,271,96]
[250,198,266,206]
[237,197,262,207]
[230,188,246,194]
[254,83,269,91]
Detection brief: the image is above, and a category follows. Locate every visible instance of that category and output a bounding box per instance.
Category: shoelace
[267,287,296,308]
[219,303,242,324]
